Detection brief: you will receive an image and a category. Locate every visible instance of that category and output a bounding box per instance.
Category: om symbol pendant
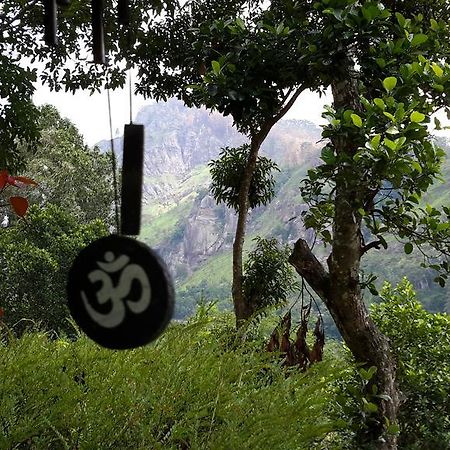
[67,235,174,349]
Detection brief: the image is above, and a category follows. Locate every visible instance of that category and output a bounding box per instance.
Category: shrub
[0,204,108,335]
[372,278,450,449]
[209,144,279,212]
[0,310,352,449]
[243,236,299,313]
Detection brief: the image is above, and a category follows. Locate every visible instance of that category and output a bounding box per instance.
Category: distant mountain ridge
[96,99,450,319]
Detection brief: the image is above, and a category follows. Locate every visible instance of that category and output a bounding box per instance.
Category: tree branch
[272,86,305,125]
[254,86,306,144]
[361,240,382,255]
[289,238,331,304]
[280,87,294,108]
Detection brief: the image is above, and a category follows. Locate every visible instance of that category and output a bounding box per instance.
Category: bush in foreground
[0,310,352,449]
[372,278,450,449]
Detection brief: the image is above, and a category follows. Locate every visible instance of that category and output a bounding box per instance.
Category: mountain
[97,99,450,319]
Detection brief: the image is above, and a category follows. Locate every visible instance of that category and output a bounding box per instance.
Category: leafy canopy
[27,105,115,225]
[209,144,279,211]
[298,0,450,286]
[0,204,108,334]
[372,278,450,448]
[243,237,298,311]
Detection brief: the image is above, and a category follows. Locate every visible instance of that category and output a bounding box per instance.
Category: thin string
[128,70,133,124]
[107,86,121,233]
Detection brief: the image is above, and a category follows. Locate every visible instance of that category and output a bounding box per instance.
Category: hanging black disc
[44,0,57,46]
[67,235,174,349]
[121,123,144,235]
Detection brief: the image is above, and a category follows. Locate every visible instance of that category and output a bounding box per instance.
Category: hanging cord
[107,86,121,233]
[302,278,324,325]
[128,69,133,124]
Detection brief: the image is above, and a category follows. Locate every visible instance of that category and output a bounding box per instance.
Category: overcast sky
[33,83,449,147]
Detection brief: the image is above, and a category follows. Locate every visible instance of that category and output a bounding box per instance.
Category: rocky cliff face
[97,99,322,281]
[136,101,320,279]
[183,195,236,262]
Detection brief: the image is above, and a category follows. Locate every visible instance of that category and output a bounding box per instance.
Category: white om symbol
[81,251,151,328]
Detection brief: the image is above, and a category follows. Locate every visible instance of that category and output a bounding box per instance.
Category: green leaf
[404,242,413,254]
[371,134,381,149]
[410,111,426,123]
[434,117,442,130]
[360,366,377,381]
[411,161,422,173]
[430,18,439,31]
[395,137,406,149]
[374,98,385,110]
[395,12,406,27]
[386,126,399,135]
[321,147,336,165]
[436,223,450,231]
[362,4,381,21]
[411,33,429,47]
[431,63,444,78]
[387,424,400,435]
[384,138,396,151]
[211,60,221,75]
[363,401,378,413]
[376,58,386,69]
[383,111,396,122]
[321,229,332,242]
[236,17,246,30]
[383,77,397,92]
[351,113,363,128]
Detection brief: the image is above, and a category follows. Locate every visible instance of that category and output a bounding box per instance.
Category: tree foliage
[0,0,175,170]
[372,279,450,448]
[0,55,40,173]
[243,237,298,312]
[26,105,115,225]
[0,204,108,334]
[209,144,279,211]
[299,1,450,285]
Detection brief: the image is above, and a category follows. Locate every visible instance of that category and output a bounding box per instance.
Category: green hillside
[140,135,450,320]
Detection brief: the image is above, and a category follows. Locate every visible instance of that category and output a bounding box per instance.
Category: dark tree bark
[290,239,399,448]
[290,55,400,448]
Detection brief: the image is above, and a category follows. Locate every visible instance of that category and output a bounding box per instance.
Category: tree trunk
[230,89,305,328]
[290,236,399,448]
[290,54,400,448]
[232,135,263,327]
[329,182,399,449]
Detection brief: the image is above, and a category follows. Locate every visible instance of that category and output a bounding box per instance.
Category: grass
[0,313,352,449]
[179,251,233,290]
[140,193,197,247]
